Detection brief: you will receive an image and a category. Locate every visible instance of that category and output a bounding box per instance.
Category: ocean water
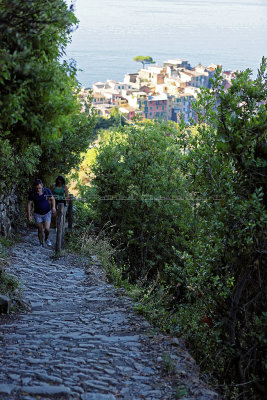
[65,0,267,87]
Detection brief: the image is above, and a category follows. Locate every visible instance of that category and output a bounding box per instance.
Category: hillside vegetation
[0,0,95,196]
[1,1,266,398]
[70,63,267,400]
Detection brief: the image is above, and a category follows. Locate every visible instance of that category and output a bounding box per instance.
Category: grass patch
[0,268,19,297]
[175,385,189,399]
[0,236,15,258]
[162,352,176,375]
[0,237,20,299]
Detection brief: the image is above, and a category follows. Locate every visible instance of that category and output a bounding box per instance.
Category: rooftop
[119,106,136,113]
[164,59,187,64]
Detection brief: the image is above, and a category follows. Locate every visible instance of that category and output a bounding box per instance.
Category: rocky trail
[0,230,219,400]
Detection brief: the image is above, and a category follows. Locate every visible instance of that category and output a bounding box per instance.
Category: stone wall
[0,191,20,237]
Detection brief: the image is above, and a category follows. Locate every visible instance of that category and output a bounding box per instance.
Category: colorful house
[170,92,196,124]
[138,94,168,120]
[118,106,136,121]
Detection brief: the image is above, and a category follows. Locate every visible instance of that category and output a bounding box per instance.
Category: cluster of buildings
[81,59,235,124]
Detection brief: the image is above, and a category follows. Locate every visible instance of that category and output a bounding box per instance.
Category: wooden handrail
[56,203,65,253]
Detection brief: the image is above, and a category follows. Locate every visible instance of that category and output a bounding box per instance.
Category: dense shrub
[176,62,267,398]
[90,121,192,281]
[0,0,95,194]
[82,60,267,399]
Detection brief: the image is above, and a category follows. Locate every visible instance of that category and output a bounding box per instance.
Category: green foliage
[82,59,267,399]
[91,121,191,281]
[0,269,18,295]
[0,236,14,256]
[133,56,156,68]
[169,60,267,398]
[93,116,119,133]
[74,196,97,228]
[175,385,189,399]
[0,0,95,193]
[0,237,19,297]
[92,110,127,136]
[65,221,116,272]
[161,352,176,375]
[0,138,40,192]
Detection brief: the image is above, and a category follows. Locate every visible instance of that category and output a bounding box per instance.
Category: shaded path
[0,231,218,400]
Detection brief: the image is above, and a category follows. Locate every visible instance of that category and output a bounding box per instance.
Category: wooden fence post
[68,194,73,231]
[62,204,66,247]
[56,203,64,253]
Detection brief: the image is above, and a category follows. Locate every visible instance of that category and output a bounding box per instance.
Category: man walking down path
[27,179,56,247]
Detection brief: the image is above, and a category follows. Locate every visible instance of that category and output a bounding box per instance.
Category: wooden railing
[55,194,73,253]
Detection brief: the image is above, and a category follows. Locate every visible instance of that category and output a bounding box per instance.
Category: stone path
[0,231,219,400]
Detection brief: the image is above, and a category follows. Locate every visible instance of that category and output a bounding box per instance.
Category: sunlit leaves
[0,0,95,189]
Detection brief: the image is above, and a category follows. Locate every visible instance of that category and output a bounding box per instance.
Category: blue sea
[65,0,267,87]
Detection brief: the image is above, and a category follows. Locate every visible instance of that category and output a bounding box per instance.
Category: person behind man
[51,175,69,207]
[27,179,56,247]
[51,175,69,228]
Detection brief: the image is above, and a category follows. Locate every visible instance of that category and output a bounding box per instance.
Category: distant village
[81,59,236,124]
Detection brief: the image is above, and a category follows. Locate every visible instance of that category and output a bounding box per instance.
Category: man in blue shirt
[27,179,56,247]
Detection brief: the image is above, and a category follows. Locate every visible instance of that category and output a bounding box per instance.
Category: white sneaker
[45,239,52,246]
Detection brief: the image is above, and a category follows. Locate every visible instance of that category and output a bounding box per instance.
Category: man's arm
[45,188,56,214]
[51,195,56,214]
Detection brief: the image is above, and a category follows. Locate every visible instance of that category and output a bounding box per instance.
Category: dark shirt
[28,188,52,215]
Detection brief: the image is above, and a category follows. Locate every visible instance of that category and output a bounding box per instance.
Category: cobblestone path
[0,231,219,400]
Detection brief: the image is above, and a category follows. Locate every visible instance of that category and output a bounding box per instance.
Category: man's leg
[44,220,51,241]
[37,223,44,245]
[44,211,52,245]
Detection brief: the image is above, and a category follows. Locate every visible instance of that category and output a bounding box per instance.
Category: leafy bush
[0,138,40,193]
[91,121,192,281]
[0,269,19,296]
[0,0,95,194]
[84,60,267,399]
[0,237,19,297]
